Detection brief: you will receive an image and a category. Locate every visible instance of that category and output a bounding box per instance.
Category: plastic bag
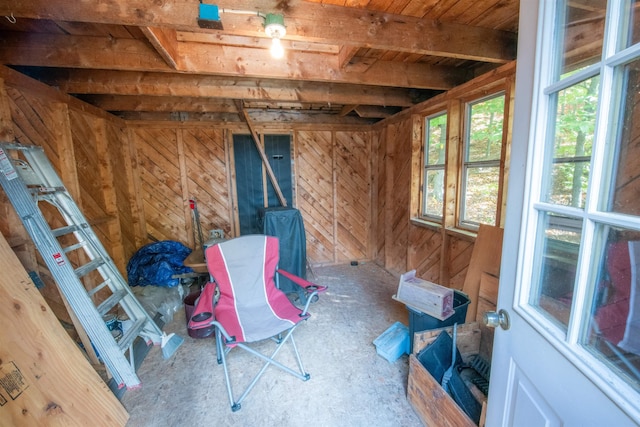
[131,283,188,324]
[127,240,193,287]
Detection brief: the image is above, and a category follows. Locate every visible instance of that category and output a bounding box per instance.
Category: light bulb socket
[264,13,286,39]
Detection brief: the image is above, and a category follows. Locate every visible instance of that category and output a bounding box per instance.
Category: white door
[486,1,640,425]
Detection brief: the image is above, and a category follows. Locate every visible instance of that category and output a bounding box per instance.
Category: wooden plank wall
[296,130,334,264]
[335,131,371,262]
[0,62,519,315]
[373,63,518,287]
[0,232,129,426]
[129,125,373,266]
[379,114,473,285]
[129,126,233,246]
[372,129,385,265]
[383,119,413,275]
[0,67,139,323]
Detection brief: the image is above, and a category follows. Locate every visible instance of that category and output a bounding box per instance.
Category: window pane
[583,226,640,393]
[462,167,499,225]
[544,76,599,208]
[558,0,606,78]
[426,113,447,166]
[530,213,582,329]
[424,169,444,217]
[467,96,505,162]
[606,59,640,215]
[622,0,640,49]
[548,160,590,207]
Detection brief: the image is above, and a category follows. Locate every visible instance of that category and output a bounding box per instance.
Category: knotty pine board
[0,232,129,427]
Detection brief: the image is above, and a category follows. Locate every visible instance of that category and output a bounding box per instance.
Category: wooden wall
[0,67,376,290]
[0,68,140,323]
[127,125,373,266]
[373,62,516,288]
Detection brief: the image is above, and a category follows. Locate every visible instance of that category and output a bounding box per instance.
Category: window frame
[458,91,508,231]
[420,111,448,222]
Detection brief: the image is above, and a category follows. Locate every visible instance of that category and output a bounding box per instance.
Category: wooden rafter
[0,32,468,89]
[0,0,516,63]
[140,27,179,69]
[32,69,422,107]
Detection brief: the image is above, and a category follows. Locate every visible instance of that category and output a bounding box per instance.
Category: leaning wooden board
[462,224,503,322]
[0,232,129,426]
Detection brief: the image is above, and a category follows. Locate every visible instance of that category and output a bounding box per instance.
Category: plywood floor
[121,262,423,426]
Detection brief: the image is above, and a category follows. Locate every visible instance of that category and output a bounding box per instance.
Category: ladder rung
[96,288,127,316]
[87,278,113,297]
[52,224,81,237]
[63,241,87,253]
[118,318,146,352]
[74,258,105,277]
[37,186,65,194]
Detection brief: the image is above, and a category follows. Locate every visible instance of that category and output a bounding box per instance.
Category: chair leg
[216,327,240,411]
[216,325,311,411]
[288,334,310,380]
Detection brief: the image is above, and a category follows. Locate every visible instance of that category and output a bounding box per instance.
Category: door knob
[484,309,510,330]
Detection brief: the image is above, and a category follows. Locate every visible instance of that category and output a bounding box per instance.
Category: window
[422,112,447,220]
[460,94,506,228]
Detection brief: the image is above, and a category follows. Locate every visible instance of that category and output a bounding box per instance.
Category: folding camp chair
[188,234,326,411]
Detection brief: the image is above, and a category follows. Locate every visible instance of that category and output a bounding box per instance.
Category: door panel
[264,134,293,207]
[233,134,293,235]
[507,363,560,427]
[233,134,264,235]
[487,1,640,425]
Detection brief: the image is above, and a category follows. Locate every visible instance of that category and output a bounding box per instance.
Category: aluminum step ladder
[0,141,183,389]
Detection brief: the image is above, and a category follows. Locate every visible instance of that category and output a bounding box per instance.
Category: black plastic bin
[408,290,470,353]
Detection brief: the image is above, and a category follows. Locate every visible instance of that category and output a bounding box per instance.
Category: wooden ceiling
[0,0,522,124]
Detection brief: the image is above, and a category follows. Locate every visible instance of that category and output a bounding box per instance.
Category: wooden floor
[121,262,423,426]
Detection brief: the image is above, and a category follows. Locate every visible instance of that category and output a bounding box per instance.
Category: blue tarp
[127,240,193,287]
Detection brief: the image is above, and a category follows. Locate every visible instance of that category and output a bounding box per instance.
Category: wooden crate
[408,322,488,427]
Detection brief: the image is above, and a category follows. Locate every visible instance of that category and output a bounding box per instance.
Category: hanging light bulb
[270,37,285,59]
[264,13,286,59]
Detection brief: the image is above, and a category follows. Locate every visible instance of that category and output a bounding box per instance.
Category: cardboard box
[393,270,454,320]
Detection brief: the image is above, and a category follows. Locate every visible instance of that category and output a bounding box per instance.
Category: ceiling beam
[354,105,396,118]
[0,32,468,89]
[114,110,375,124]
[77,95,239,112]
[1,0,516,63]
[0,33,171,71]
[176,32,340,54]
[33,69,421,107]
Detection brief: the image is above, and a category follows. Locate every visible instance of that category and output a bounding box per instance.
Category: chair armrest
[187,281,217,330]
[276,269,327,293]
[276,269,327,315]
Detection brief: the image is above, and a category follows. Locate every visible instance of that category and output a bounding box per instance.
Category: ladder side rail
[0,165,141,388]
[46,193,164,343]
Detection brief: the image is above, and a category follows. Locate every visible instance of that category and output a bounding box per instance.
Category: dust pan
[161,332,184,359]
